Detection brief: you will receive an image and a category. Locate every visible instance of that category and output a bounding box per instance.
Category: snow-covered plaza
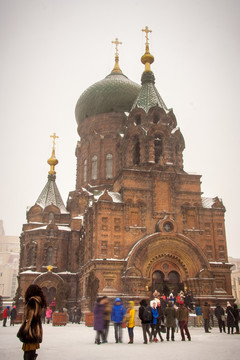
[1,322,240,360]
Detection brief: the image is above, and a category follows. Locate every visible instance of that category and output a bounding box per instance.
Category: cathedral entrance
[42,286,56,306]
[152,270,184,296]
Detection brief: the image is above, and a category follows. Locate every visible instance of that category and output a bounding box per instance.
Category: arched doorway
[152,270,184,296]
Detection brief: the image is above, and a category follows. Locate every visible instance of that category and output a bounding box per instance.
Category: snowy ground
[0,321,240,360]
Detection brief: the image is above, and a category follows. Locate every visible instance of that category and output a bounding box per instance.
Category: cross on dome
[111,37,122,73]
[50,132,59,150]
[112,37,122,57]
[142,26,152,45]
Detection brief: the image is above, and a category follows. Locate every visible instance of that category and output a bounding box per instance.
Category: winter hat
[150,300,157,307]
[129,301,135,308]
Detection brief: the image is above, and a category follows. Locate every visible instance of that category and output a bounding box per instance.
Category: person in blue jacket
[111,297,126,343]
[149,300,159,342]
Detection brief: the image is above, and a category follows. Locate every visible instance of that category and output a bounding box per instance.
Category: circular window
[163,221,174,232]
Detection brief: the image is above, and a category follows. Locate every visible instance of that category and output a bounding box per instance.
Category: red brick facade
[17,54,233,313]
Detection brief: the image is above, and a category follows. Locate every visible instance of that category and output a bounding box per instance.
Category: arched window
[154,136,162,163]
[91,155,97,180]
[135,114,141,125]
[83,159,87,182]
[49,212,54,222]
[47,246,53,265]
[28,247,35,267]
[49,228,54,238]
[106,153,113,179]
[153,113,159,124]
[133,136,140,165]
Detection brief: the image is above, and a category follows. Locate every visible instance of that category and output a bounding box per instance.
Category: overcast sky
[0,0,240,258]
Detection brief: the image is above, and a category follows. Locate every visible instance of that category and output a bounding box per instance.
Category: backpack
[142,305,152,322]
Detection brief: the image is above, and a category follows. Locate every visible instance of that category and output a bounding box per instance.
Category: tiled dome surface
[75,72,141,124]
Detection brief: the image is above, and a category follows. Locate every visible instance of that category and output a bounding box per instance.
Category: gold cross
[112,37,122,57]
[50,133,59,149]
[142,26,152,45]
[47,265,53,272]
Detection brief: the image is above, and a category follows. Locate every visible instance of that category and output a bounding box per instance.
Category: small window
[135,115,141,125]
[49,212,54,222]
[49,228,54,238]
[91,155,97,180]
[101,241,108,256]
[114,241,121,256]
[47,246,53,265]
[28,247,35,266]
[153,113,159,124]
[206,245,212,259]
[219,245,225,260]
[133,136,140,165]
[154,137,162,164]
[83,159,87,182]
[106,154,113,179]
[217,223,223,236]
[205,223,211,236]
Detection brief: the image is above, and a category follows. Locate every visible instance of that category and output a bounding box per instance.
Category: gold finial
[47,265,53,272]
[111,37,122,73]
[141,26,154,72]
[47,133,59,175]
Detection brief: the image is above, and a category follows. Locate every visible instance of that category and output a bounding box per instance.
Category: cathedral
[17,28,233,312]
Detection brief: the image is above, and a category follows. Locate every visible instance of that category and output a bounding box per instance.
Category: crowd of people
[92,290,193,344]
[92,289,240,344]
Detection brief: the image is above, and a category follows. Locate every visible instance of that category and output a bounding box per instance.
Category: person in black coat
[139,299,151,344]
[10,306,17,326]
[233,303,239,334]
[226,302,235,334]
[214,303,225,333]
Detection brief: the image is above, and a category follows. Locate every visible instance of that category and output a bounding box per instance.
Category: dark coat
[10,308,17,320]
[165,303,176,328]
[177,305,189,322]
[139,299,151,324]
[233,305,239,323]
[93,302,104,331]
[156,305,164,325]
[214,305,224,320]
[226,306,235,327]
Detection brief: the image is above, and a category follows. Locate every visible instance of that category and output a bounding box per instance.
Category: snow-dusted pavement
[1,322,240,360]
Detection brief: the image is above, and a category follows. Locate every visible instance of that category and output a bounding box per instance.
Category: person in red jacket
[3,306,10,327]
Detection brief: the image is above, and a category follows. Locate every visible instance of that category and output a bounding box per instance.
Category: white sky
[0,0,240,257]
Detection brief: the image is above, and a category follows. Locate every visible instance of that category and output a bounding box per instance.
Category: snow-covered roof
[35,174,68,214]
[202,197,215,208]
[94,190,123,203]
[25,224,71,232]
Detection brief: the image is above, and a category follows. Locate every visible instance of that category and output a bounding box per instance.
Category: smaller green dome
[75,72,141,125]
